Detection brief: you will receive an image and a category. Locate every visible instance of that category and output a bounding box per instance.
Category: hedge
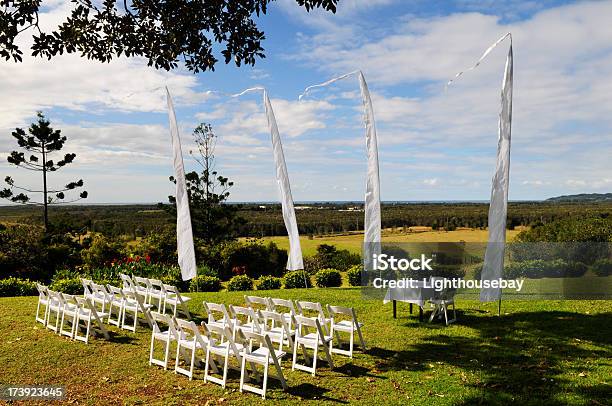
[227,274,254,291]
[284,270,311,289]
[347,265,363,287]
[189,275,221,292]
[0,277,37,297]
[50,278,83,295]
[314,268,342,288]
[256,276,282,291]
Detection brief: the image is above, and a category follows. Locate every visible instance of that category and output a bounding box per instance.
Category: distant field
[254,228,522,256]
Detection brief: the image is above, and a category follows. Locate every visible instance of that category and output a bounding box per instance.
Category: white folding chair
[258,310,295,352]
[296,301,331,334]
[133,276,151,302]
[59,293,80,339]
[120,273,134,290]
[147,278,166,311]
[35,283,49,325]
[149,312,182,370]
[173,319,218,380]
[204,324,252,388]
[74,297,110,344]
[327,305,366,358]
[45,291,64,333]
[239,330,288,399]
[163,284,191,318]
[106,285,126,327]
[292,315,334,376]
[229,305,261,339]
[244,295,271,311]
[268,298,297,330]
[89,282,111,313]
[428,277,457,325]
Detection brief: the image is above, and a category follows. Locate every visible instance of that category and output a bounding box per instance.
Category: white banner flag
[300,71,382,267]
[166,88,197,281]
[447,33,514,301]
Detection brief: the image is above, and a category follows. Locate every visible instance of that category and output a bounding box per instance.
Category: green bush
[313,244,361,272]
[591,259,612,277]
[197,265,219,278]
[347,265,363,286]
[227,274,254,291]
[314,268,342,288]
[50,278,83,295]
[80,234,123,270]
[256,275,282,291]
[0,277,37,297]
[284,270,311,289]
[477,259,589,279]
[159,268,189,292]
[189,275,221,292]
[220,240,288,280]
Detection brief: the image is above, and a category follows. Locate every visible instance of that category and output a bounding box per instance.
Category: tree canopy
[0,0,338,72]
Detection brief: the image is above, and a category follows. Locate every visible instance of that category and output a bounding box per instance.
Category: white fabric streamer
[300,71,382,265]
[166,88,197,281]
[219,87,303,270]
[447,33,513,302]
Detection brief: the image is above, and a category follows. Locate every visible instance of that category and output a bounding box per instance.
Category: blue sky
[1,0,611,203]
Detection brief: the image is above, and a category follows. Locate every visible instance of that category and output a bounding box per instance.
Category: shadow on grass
[287,383,349,403]
[371,310,612,405]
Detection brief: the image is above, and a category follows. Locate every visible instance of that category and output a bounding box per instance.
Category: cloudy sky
[1,0,611,203]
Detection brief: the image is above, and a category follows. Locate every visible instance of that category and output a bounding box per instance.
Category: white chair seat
[242,347,286,363]
[165,295,191,305]
[177,338,208,350]
[334,320,363,332]
[78,308,108,319]
[209,341,245,355]
[299,332,333,345]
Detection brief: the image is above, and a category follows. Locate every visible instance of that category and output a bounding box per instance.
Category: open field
[2,289,610,405]
[255,228,523,256]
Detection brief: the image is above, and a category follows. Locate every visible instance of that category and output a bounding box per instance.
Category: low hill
[546,193,612,203]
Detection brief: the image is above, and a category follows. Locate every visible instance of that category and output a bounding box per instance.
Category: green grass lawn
[1,290,610,405]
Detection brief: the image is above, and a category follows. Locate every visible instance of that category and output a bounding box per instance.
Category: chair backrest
[239,330,278,359]
[61,293,78,309]
[36,283,48,298]
[229,305,260,331]
[430,277,455,300]
[81,278,93,296]
[294,314,326,340]
[269,298,296,315]
[91,282,109,296]
[163,284,181,298]
[203,302,231,325]
[206,323,241,356]
[134,276,149,289]
[120,273,135,289]
[327,304,359,326]
[151,311,176,335]
[296,301,327,321]
[107,284,126,301]
[174,318,206,344]
[258,309,294,347]
[244,295,270,310]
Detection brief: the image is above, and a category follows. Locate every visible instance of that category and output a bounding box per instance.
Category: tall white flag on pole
[166,87,197,281]
[300,71,382,268]
[447,33,513,302]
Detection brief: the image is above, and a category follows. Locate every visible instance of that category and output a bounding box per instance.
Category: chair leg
[262,362,269,399]
[164,339,171,370]
[349,330,354,358]
[312,346,318,376]
[356,325,367,351]
[291,341,298,371]
[222,353,229,388]
[239,356,247,393]
[149,336,155,366]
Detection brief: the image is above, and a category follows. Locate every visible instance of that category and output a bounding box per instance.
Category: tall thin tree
[0,112,88,231]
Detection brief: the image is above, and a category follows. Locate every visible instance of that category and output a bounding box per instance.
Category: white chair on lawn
[296,301,331,334]
[245,295,271,311]
[120,286,154,332]
[239,330,288,399]
[45,291,64,333]
[90,282,111,313]
[258,310,295,352]
[327,305,366,358]
[74,297,110,344]
[35,283,49,325]
[163,284,191,318]
[292,315,334,376]
[147,279,166,311]
[269,298,297,330]
[203,302,233,332]
[173,319,218,380]
[149,312,182,370]
[59,293,80,339]
[428,277,457,326]
[204,324,252,388]
[229,305,261,338]
[120,273,135,290]
[133,276,151,302]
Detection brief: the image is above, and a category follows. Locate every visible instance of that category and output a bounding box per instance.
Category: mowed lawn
[257,228,522,256]
[1,289,610,405]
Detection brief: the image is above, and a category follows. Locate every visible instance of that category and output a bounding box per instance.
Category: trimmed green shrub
[189,275,221,292]
[227,274,254,291]
[0,277,37,297]
[256,276,282,291]
[314,268,342,288]
[592,259,612,277]
[284,270,311,289]
[347,265,363,286]
[197,265,219,278]
[50,278,83,295]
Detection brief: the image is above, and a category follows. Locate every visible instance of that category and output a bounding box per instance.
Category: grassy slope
[1,290,610,405]
[256,229,522,256]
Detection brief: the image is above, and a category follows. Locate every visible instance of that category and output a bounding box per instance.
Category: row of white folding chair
[121,274,191,318]
[245,296,366,358]
[35,284,109,344]
[149,313,285,399]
